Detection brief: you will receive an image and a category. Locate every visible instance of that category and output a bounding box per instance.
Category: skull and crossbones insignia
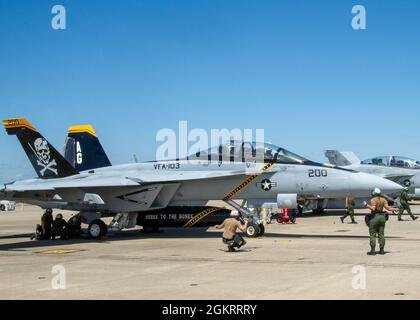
[30,138,58,176]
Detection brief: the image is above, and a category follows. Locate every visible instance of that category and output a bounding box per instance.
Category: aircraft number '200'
[308,169,328,178]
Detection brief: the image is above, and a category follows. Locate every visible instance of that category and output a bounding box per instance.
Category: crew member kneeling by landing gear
[67,214,82,239]
[51,214,68,240]
[215,210,249,252]
[364,188,398,256]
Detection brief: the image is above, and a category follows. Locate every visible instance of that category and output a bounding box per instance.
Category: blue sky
[1,0,420,182]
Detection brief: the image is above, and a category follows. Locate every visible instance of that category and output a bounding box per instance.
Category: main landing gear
[88,219,108,239]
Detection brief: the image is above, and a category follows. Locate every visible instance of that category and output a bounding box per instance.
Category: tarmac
[1,204,420,300]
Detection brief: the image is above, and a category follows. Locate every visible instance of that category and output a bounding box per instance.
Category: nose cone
[350,172,402,196]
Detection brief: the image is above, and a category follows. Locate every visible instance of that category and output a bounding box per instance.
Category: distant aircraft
[1,118,402,239]
[325,150,418,198]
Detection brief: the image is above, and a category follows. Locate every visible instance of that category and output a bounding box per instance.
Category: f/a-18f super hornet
[64,125,407,217]
[325,150,420,199]
[1,118,402,238]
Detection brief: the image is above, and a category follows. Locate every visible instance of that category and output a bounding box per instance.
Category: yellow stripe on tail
[3,118,37,132]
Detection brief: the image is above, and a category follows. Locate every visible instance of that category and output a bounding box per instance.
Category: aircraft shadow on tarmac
[298,209,355,218]
[0,227,404,251]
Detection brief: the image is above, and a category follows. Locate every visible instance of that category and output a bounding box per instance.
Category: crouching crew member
[67,214,83,238]
[51,214,68,240]
[30,224,43,241]
[215,210,248,252]
[31,208,53,241]
[364,188,398,256]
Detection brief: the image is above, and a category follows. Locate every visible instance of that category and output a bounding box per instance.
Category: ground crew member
[341,196,357,224]
[215,210,249,252]
[364,188,398,256]
[51,214,68,240]
[67,214,82,238]
[40,208,53,240]
[398,187,418,221]
[30,224,43,241]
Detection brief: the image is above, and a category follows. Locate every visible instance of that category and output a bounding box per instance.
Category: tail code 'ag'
[64,125,111,171]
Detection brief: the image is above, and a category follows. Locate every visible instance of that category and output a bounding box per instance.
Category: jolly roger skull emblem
[29,138,58,176]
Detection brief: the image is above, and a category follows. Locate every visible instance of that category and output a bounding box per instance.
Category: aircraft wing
[126,170,255,184]
[1,170,255,211]
[1,170,248,192]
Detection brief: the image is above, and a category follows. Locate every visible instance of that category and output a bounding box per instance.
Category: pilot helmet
[372,188,382,196]
[45,208,53,215]
[230,210,240,217]
[56,213,63,219]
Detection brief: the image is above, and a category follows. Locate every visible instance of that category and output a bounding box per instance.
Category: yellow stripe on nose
[183,162,275,228]
[222,162,275,201]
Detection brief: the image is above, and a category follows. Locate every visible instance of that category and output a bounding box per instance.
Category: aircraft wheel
[246,223,260,238]
[0,204,5,211]
[143,225,160,233]
[88,219,107,239]
[257,224,265,237]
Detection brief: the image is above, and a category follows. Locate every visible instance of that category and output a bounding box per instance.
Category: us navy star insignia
[256,179,277,191]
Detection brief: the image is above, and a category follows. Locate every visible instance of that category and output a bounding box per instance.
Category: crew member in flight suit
[341,196,357,224]
[364,188,399,256]
[67,214,83,238]
[51,214,68,240]
[398,187,418,221]
[41,208,53,240]
[215,211,249,252]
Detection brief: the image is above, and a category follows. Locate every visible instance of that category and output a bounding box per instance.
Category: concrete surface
[1,205,420,300]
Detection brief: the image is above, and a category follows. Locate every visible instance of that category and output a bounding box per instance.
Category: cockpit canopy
[185,141,309,164]
[361,156,420,169]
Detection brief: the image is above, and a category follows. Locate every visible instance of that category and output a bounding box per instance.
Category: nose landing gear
[245,221,265,238]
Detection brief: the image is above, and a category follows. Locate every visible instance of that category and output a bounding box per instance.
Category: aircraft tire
[257,224,265,237]
[0,205,5,211]
[246,223,260,238]
[88,219,107,239]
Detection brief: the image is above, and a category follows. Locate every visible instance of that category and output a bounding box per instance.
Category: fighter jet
[1,118,402,238]
[325,150,419,199]
[63,125,406,216]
